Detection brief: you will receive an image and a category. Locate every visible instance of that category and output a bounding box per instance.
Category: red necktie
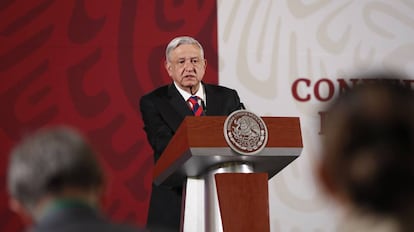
[188,96,203,116]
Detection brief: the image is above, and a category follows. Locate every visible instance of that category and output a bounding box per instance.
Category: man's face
[165,44,207,93]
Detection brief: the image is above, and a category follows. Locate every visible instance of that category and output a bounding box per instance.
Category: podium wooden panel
[216,173,269,232]
[153,116,303,232]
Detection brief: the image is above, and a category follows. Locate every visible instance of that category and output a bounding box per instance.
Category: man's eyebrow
[176,56,200,60]
[180,56,199,58]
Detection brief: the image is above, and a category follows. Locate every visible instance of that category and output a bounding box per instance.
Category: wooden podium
[153,116,302,232]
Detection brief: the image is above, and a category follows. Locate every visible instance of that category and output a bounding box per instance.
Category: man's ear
[317,163,336,196]
[90,185,105,208]
[316,162,349,206]
[10,198,24,214]
[9,198,33,225]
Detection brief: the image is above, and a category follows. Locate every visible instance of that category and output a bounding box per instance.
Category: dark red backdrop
[0,0,218,231]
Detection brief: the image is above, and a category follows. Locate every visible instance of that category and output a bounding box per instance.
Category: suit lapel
[159,84,192,132]
[168,84,193,117]
[204,84,221,115]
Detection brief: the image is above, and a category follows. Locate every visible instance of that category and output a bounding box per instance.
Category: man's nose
[184,60,195,70]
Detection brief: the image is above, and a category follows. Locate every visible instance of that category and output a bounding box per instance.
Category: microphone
[201,99,207,115]
[239,102,246,110]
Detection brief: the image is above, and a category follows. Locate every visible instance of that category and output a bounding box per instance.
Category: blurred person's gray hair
[7,126,104,214]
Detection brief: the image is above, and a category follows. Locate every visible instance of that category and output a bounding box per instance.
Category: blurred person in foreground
[317,72,414,232]
[7,126,148,232]
[140,36,242,231]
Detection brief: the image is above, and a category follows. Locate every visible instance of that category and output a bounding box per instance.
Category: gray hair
[7,126,103,214]
[165,36,204,62]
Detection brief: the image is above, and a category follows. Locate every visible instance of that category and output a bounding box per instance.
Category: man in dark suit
[6,126,147,232]
[140,36,242,232]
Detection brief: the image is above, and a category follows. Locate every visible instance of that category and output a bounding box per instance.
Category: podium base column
[204,162,254,232]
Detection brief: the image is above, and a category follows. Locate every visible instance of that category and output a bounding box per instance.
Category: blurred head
[165,36,207,94]
[318,72,414,217]
[7,126,104,219]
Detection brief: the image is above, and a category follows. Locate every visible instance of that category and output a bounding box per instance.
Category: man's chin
[183,81,199,87]
[181,82,199,93]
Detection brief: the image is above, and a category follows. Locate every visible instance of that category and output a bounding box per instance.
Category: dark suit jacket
[139,82,241,232]
[140,82,241,161]
[29,204,147,232]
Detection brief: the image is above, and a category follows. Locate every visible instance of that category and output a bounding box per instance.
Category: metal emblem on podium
[223,110,268,155]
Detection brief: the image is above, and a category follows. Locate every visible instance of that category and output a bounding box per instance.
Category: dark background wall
[0,0,218,231]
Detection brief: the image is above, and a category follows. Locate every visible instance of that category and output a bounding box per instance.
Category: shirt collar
[174,82,205,102]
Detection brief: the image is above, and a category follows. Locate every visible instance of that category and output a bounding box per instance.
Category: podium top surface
[153,116,303,186]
